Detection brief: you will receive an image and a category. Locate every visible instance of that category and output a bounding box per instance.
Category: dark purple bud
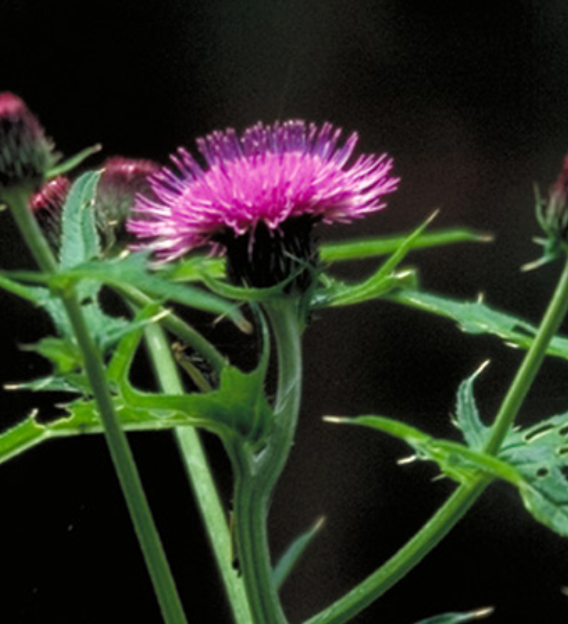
[0,93,57,197]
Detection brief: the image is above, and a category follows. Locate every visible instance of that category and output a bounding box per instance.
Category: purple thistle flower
[128,120,398,288]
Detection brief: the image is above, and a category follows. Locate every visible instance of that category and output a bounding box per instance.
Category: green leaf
[329,396,568,537]
[326,415,521,485]
[22,336,82,374]
[164,256,226,282]
[114,310,273,445]
[53,253,250,331]
[320,227,491,264]
[5,373,90,393]
[273,517,326,590]
[390,289,568,360]
[0,394,196,467]
[59,171,101,269]
[314,212,438,308]
[500,415,568,537]
[46,144,102,179]
[454,361,491,451]
[411,607,494,624]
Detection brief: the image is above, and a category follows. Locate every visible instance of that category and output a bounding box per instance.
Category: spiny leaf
[22,337,82,374]
[325,415,520,486]
[114,309,273,445]
[314,213,435,308]
[59,170,101,269]
[390,288,568,360]
[500,415,568,537]
[454,361,491,451]
[53,252,249,330]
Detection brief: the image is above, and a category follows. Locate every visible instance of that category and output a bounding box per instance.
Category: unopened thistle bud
[538,154,568,245]
[28,176,71,250]
[0,93,57,198]
[95,156,160,254]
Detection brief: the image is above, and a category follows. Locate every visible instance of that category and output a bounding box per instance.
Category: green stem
[484,257,568,452]
[142,320,253,624]
[305,256,568,624]
[4,188,59,273]
[232,299,303,624]
[5,188,187,624]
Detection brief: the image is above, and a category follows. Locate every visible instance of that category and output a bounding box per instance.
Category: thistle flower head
[95,156,160,253]
[29,175,70,250]
[542,154,568,241]
[128,120,398,288]
[0,92,57,196]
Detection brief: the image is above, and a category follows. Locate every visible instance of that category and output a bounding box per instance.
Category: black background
[2,1,568,622]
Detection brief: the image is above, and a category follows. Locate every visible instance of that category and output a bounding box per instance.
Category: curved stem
[232,299,303,624]
[257,300,304,491]
[142,320,253,624]
[5,188,187,624]
[305,256,568,624]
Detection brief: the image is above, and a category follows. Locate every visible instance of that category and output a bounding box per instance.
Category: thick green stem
[5,188,187,624]
[142,321,252,624]
[62,294,188,623]
[305,257,568,624]
[232,299,303,624]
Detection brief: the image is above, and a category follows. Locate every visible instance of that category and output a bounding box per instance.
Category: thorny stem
[305,256,568,624]
[4,187,188,624]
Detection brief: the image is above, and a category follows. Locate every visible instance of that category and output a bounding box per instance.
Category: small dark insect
[171,342,216,392]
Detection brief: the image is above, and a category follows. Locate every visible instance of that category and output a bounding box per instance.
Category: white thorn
[323,416,344,424]
[397,454,417,465]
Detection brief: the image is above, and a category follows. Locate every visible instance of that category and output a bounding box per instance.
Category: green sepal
[522,183,566,271]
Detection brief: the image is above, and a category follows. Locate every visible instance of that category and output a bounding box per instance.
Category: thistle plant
[2,91,568,623]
